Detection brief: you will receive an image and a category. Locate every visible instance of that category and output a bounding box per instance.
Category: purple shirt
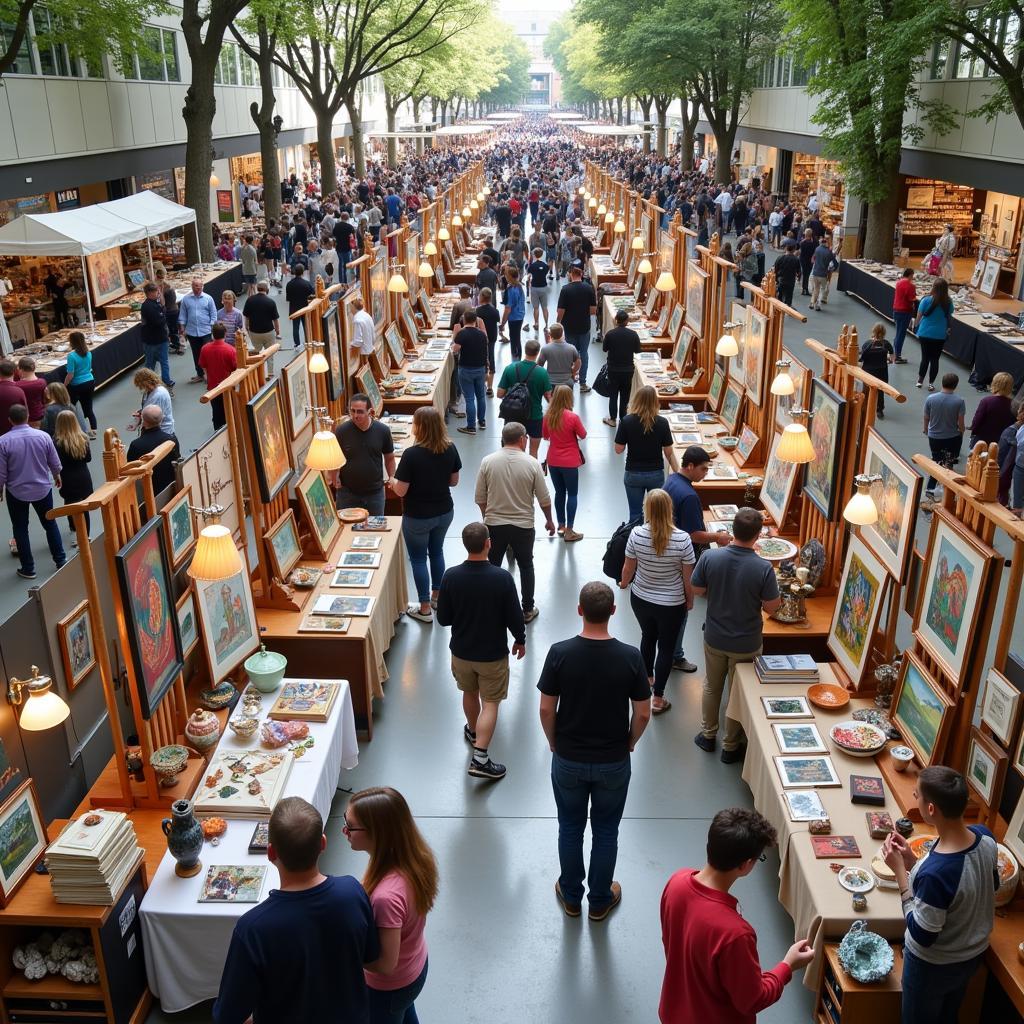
[0,424,63,501]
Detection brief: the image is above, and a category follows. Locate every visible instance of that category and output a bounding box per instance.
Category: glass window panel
[163,29,179,81]
[930,40,949,79]
[138,25,163,79]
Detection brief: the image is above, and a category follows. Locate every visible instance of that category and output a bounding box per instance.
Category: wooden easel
[692,234,737,390]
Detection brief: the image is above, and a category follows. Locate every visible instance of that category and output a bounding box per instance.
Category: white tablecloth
[139,679,358,1012]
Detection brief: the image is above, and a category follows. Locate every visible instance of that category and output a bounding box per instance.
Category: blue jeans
[1013,465,1024,509]
[550,754,631,908]
[565,331,590,386]
[672,606,690,661]
[368,961,427,1024]
[623,469,664,519]
[893,311,912,357]
[459,365,487,429]
[549,465,579,528]
[901,950,981,1024]
[144,342,173,388]
[339,248,352,283]
[402,510,454,603]
[7,491,65,574]
[335,485,385,516]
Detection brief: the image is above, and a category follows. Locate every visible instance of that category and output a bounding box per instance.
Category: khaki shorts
[451,656,510,703]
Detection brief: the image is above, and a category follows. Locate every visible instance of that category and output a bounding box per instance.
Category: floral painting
[744,306,767,407]
[803,378,846,520]
[828,537,888,687]
[759,431,799,527]
[246,380,293,504]
[860,428,921,582]
[195,568,259,681]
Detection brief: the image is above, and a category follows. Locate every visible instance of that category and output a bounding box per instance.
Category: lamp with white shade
[655,271,676,292]
[187,506,243,581]
[843,474,882,525]
[307,340,329,374]
[770,358,795,396]
[304,408,346,472]
[8,666,70,731]
[776,409,816,464]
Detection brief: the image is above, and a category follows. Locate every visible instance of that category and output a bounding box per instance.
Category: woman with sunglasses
[344,787,438,1024]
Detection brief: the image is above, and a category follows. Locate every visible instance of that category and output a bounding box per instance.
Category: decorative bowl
[150,744,189,787]
[244,644,287,693]
[718,435,740,450]
[837,920,894,983]
[829,721,888,757]
[288,567,319,588]
[339,507,368,524]
[807,683,850,710]
[890,745,914,772]
[229,716,260,739]
[996,844,1019,907]
[199,681,237,711]
[871,856,898,889]
[184,708,221,752]
[838,866,875,894]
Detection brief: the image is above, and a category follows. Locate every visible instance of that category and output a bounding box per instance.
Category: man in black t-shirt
[330,394,395,515]
[243,282,281,363]
[538,581,652,920]
[452,311,490,434]
[772,241,802,308]
[475,255,499,303]
[556,267,597,392]
[284,265,315,347]
[474,289,501,390]
[332,211,357,283]
[601,309,641,426]
[493,200,512,244]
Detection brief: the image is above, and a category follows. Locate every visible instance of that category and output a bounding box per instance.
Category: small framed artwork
[355,365,383,416]
[656,303,670,337]
[194,568,259,681]
[735,426,759,466]
[299,614,351,633]
[246,379,294,504]
[161,486,197,570]
[644,287,659,317]
[401,300,420,351]
[434,263,446,290]
[57,600,95,690]
[86,246,127,305]
[827,536,889,688]
[774,754,841,788]
[979,256,1001,297]
[626,254,637,288]
[890,651,956,767]
[773,723,827,754]
[295,468,341,558]
[416,289,435,328]
[673,327,695,374]
[783,790,827,822]
[339,551,381,569]
[370,255,388,328]
[264,509,302,581]
[176,588,199,658]
[281,354,313,440]
[330,568,374,588]
[776,348,810,432]
[720,380,744,435]
[633,277,643,305]
[707,463,739,481]
[969,260,985,289]
[760,431,800,527]
[708,366,725,412]
[761,695,812,720]
[0,780,47,908]
[965,727,1008,810]
[384,323,405,369]
[980,667,1020,747]
[684,260,708,336]
[324,301,346,403]
[668,304,684,344]
[743,305,768,408]
[349,535,382,549]
[311,594,376,617]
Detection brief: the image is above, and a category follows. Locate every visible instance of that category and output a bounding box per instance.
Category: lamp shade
[19,687,70,731]
[715,333,739,357]
[188,524,243,581]
[776,423,816,464]
[631,235,645,251]
[438,227,450,241]
[387,272,409,293]
[476,192,484,202]
[462,205,471,218]
[418,260,434,278]
[604,211,615,224]
[655,271,676,292]
[308,349,329,374]
[209,172,220,188]
[470,199,479,210]
[451,214,463,227]
[424,240,437,256]
[588,197,598,209]
[597,203,607,216]
[580,186,587,195]
[614,218,626,234]
[482,186,491,196]
[306,430,346,471]
[843,486,878,526]
[771,369,795,396]
[637,257,653,275]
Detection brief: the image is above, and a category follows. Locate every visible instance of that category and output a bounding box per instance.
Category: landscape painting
[891,652,955,767]
[0,781,46,906]
[743,306,767,407]
[861,429,921,582]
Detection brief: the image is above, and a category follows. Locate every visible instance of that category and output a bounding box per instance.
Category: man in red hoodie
[659,808,813,1024]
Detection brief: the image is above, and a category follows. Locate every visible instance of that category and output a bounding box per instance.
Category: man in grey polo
[538,323,580,388]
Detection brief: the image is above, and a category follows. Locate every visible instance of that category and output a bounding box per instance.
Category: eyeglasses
[342,817,365,835]
[758,852,768,862]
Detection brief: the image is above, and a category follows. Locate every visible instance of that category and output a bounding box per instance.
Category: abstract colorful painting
[195,567,259,682]
[759,431,800,527]
[890,651,955,767]
[803,378,847,520]
[828,536,888,687]
[743,306,768,407]
[246,380,294,504]
[860,428,921,582]
[115,516,183,719]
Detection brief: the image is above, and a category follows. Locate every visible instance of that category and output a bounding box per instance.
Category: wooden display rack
[815,943,903,1024]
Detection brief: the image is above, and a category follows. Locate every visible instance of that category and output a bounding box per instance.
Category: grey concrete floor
[6,237,1019,1022]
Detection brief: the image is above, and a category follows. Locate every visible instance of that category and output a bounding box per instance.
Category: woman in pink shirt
[345,787,438,1024]
[542,384,587,542]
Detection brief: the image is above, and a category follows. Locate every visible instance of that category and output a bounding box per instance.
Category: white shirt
[352,309,376,355]
[715,192,733,212]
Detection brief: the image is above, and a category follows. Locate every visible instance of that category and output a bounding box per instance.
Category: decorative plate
[755,537,799,562]
[830,721,888,757]
[838,866,875,893]
[404,384,432,396]
[405,362,438,372]
[339,508,368,523]
[807,683,851,710]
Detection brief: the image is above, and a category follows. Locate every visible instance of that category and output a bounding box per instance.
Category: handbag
[592,362,613,397]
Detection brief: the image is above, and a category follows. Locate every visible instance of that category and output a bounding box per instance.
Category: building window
[930,40,949,79]
[791,56,810,87]
[0,20,38,75]
[34,6,76,77]
[133,26,179,81]
[214,41,239,85]
[240,51,256,87]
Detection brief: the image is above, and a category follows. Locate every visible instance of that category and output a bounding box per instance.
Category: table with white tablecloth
[139,679,358,1012]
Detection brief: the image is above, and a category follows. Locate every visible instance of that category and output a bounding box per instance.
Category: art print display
[193,748,291,819]
[761,696,812,719]
[773,723,827,754]
[644,287,659,317]
[264,509,302,582]
[299,613,351,633]
[707,463,739,480]
[58,600,96,690]
[728,299,746,374]
[668,304,684,344]
[859,429,921,582]
[115,517,183,719]
[776,348,810,432]
[979,256,1001,298]
[720,380,744,435]
[198,864,268,903]
[405,233,419,299]
[684,260,708,336]
[269,680,340,723]
[246,380,294,504]
[783,790,827,822]
[890,651,955,767]
[827,537,889,687]
[0,739,22,808]
[969,259,985,289]
[295,468,341,558]
[434,263,446,290]
[369,256,388,328]
[0,781,46,907]
[774,755,841,788]
[86,246,127,305]
[416,289,435,328]
[338,551,381,569]
[979,667,1020,746]
[355,364,383,416]
[176,588,199,658]
[965,727,1007,809]
[760,432,800,527]
[325,302,345,403]
[803,378,847,519]
[311,594,375,617]
[655,303,670,336]
[194,568,259,682]
[281,354,312,440]
[913,509,999,683]
[810,835,861,859]
[349,535,382,549]
[330,568,373,588]
[735,426,759,466]
[401,299,420,351]
[708,366,725,412]
[161,486,197,570]
[177,427,240,542]
[673,327,695,374]
[384,323,405,369]
[743,306,768,407]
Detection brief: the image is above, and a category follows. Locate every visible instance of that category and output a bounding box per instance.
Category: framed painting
[729,299,747,374]
[735,426,759,466]
[803,378,847,520]
[246,379,294,504]
[416,288,435,328]
[659,232,676,289]
[434,263,446,290]
[400,299,420,351]
[743,306,768,408]
[969,259,985,289]
[760,430,800,527]
[827,536,889,688]
[384,323,405,369]
[264,509,302,582]
[405,232,419,299]
[0,780,46,908]
[774,755,841,788]
[281,354,312,440]
[890,651,955,767]
[0,740,22,810]
[708,366,725,412]
[859,428,921,581]
[684,260,708,336]
[720,380,744,435]
[324,302,346,403]
[656,303,670,337]
[176,427,240,543]
[1004,787,1024,867]
[176,588,199,659]
[980,667,1020,747]
[965,726,1008,810]
[906,185,934,209]
[161,485,196,570]
[115,516,183,719]
[369,256,388,329]
[296,468,341,558]
[194,567,259,682]
[86,246,127,305]
[673,327,695,374]
[773,723,827,754]
[57,600,95,690]
[668,304,684,344]
[644,287,659,318]
[626,253,638,288]
[913,508,1000,683]
[356,364,383,416]
[776,348,810,432]
[979,256,1001,298]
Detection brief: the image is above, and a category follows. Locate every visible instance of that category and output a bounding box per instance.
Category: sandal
[652,698,672,715]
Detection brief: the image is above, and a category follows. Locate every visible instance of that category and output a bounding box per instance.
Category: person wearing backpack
[496,339,552,460]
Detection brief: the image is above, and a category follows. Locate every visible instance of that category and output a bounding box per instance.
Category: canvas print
[265,509,302,582]
[860,429,921,582]
[827,536,888,687]
[890,652,955,767]
[810,835,861,859]
[684,260,707,336]
[269,680,340,723]
[776,348,810,432]
[774,755,841,788]
[116,517,183,719]
[330,568,373,588]
[58,600,95,690]
[735,426,759,466]
[966,727,1007,808]
[176,588,199,658]
[282,354,312,440]
[177,427,240,543]
[198,864,267,903]
[761,696,812,719]
[913,510,998,683]
[720,381,743,435]
[743,306,768,407]
[783,790,827,822]
[760,432,800,527]
[162,486,196,570]
[979,667,1020,746]
[339,551,381,569]
[708,366,725,412]
[296,468,341,557]
[369,256,388,328]
[773,723,827,754]
[356,364,383,416]
[349,536,382,549]
[86,246,127,305]
[668,305,684,344]
[673,327,695,374]
[0,781,46,907]
[195,567,259,682]
[299,613,351,633]
[385,324,405,369]
[247,380,294,504]
[325,303,345,403]
[311,594,375,617]
[803,378,847,519]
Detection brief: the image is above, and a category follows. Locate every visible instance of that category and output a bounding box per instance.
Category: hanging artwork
[246,380,294,504]
[965,727,1007,810]
[323,302,345,403]
[760,431,800,527]
[673,327,695,374]
[859,428,921,582]
[281,354,312,440]
[656,304,670,337]
[668,304,684,344]
[827,536,889,687]
[803,378,847,520]
[264,509,302,582]
[912,509,999,683]
[776,348,810,432]
[434,263,446,290]
[644,287,659,318]
[979,257,1001,298]
[115,517,183,719]
[369,256,388,328]
[416,289,435,328]
[385,324,405,369]
[400,300,419,351]
[57,600,96,690]
[729,299,747,375]
[0,780,46,908]
[176,588,199,658]
[720,380,744,435]
[1003,785,1024,867]
[743,306,768,407]
[405,232,419,299]
[176,427,240,543]
[356,364,383,416]
[684,260,708,336]
[86,246,127,306]
[979,667,1020,746]
[194,567,259,682]
[708,366,725,412]
[161,485,197,570]
[890,651,955,767]
[296,468,341,558]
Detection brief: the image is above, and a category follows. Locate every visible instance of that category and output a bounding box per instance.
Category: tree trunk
[615,96,623,125]
[412,96,423,155]
[681,93,698,168]
[344,94,366,179]
[385,97,398,168]
[182,51,218,264]
[316,108,338,195]
[440,99,448,125]
[863,169,901,262]
[638,96,652,153]
[710,121,736,185]
[654,97,669,156]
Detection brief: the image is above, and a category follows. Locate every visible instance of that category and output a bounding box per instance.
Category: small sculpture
[774,568,814,624]
[798,538,826,589]
[895,817,915,838]
[873,655,902,709]
[852,893,868,912]
[809,818,832,835]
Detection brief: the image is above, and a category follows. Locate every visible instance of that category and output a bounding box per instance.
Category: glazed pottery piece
[184,708,221,752]
[895,817,915,838]
[890,746,914,772]
[161,798,204,877]
[150,744,189,787]
[200,680,237,711]
[229,716,260,739]
[244,644,287,693]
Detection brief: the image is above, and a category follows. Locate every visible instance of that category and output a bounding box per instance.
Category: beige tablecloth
[726,663,908,989]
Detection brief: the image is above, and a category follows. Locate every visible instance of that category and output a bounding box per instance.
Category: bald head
[141,404,164,429]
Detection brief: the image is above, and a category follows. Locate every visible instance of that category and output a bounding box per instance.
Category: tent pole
[145,234,155,279]
[80,255,96,337]
[194,221,203,268]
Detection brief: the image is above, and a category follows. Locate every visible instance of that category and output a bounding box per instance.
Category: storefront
[788,152,846,228]
[736,142,779,193]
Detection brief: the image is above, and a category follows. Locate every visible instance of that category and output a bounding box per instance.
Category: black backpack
[499,362,537,423]
[602,516,643,581]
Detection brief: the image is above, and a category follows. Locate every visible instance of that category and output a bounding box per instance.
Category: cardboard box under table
[139,678,357,1013]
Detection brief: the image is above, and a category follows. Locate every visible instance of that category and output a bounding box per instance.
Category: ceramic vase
[161,799,203,878]
[184,707,221,752]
